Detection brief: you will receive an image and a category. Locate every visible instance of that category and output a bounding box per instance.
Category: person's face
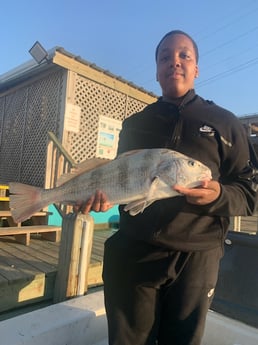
[156,33,199,99]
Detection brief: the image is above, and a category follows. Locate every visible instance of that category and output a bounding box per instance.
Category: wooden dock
[0,214,257,321]
[0,228,113,319]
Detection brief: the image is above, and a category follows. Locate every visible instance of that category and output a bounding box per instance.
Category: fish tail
[9,182,46,223]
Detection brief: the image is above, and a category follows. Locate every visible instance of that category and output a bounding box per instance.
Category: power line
[200,40,258,72]
[195,0,258,42]
[201,25,258,58]
[196,56,258,88]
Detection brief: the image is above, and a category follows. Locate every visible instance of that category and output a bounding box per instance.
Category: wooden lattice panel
[0,70,65,186]
[0,90,27,183]
[0,96,5,146]
[67,75,148,163]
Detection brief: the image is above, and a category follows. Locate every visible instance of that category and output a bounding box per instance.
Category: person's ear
[195,65,199,78]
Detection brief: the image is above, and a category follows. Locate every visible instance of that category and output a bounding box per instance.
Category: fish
[9,148,212,223]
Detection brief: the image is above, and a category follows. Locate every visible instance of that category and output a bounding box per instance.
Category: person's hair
[155,30,199,63]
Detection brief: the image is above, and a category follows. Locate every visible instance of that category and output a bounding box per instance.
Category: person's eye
[180,52,191,60]
[159,54,170,63]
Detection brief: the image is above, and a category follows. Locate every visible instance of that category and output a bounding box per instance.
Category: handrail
[47,132,74,164]
[54,213,94,302]
[45,131,76,216]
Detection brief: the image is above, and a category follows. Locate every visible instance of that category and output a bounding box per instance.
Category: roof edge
[0,46,157,99]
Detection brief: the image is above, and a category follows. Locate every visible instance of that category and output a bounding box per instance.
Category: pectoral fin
[124,199,156,216]
[124,176,160,216]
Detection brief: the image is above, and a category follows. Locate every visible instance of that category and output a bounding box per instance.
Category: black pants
[102,231,223,345]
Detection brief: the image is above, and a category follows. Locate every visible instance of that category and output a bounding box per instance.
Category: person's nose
[170,54,181,68]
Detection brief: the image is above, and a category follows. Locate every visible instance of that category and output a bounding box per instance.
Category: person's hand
[173,180,221,205]
[73,190,113,214]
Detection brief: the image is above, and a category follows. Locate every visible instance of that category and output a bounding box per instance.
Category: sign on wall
[64,103,81,133]
[96,116,122,159]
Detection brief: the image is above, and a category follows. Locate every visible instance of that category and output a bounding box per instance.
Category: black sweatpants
[102,231,223,345]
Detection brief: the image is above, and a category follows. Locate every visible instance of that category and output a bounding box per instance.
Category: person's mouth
[167,70,184,79]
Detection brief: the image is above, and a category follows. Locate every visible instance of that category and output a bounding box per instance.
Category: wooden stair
[0,225,61,246]
[0,185,61,245]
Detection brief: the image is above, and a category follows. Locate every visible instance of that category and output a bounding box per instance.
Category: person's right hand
[73,190,113,214]
[173,180,220,205]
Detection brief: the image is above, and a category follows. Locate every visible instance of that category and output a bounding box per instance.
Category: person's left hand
[173,180,221,205]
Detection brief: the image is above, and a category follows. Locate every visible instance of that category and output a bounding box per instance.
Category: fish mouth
[199,171,212,181]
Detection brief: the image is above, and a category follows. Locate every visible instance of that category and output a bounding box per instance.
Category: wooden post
[233,216,241,231]
[53,212,94,303]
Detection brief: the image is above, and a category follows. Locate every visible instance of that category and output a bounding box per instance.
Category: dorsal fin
[74,157,110,173]
[116,149,145,159]
[56,157,110,186]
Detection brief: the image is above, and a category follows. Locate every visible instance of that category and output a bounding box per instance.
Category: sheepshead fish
[9,148,212,223]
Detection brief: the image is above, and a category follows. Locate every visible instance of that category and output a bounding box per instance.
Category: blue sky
[1,0,258,116]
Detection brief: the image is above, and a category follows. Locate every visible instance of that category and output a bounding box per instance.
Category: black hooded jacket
[117,89,257,251]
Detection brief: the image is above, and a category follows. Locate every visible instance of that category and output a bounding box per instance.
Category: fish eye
[188,160,195,167]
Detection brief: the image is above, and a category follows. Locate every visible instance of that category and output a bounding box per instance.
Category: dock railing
[45,131,76,216]
[54,213,94,303]
[45,132,95,301]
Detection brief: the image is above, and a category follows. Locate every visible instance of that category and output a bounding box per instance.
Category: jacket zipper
[170,108,183,149]
[167,89,195,149]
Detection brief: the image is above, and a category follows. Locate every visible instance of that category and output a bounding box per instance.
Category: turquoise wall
[47,204,119,225]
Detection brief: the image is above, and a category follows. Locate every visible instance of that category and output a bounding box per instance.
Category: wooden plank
[0,236,60,313]
[0,238,54,313]
[0,211,49,218]
[91,250,103,263]
[0,273,55,313]
[14,233,30,246]
[0,249,14,285]
[41,231,61,242]
[53,214,77,302]
[0,247,42,282]
[0,225,61,235]
[0,241,57,274]
[0,225,61,246]
[87,263,103,287]
[229,216,258,234]
[54,213,94,302]
[27,236,60,260]
[0,272,8,285]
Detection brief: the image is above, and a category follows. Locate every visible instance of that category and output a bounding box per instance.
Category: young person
[76,30,257,345]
